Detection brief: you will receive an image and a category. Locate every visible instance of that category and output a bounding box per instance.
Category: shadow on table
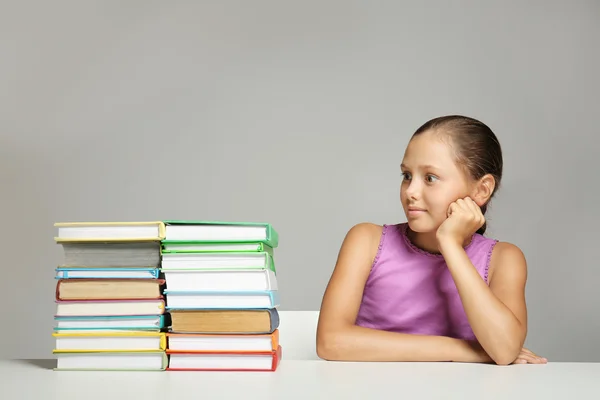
[15,359,56,369]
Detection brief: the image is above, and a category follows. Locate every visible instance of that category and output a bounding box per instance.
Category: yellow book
[54,221,166,243]
[52,331,167,352]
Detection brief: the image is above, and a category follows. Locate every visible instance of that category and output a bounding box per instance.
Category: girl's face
[400,131,473,233]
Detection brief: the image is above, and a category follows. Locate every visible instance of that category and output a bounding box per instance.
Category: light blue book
[53,315,166,331]
[55,267,160,279]
[164,290,279,310]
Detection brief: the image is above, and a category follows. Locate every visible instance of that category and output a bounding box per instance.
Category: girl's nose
[405,181,420,199]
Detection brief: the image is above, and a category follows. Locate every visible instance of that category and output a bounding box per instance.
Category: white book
[164,291,279,309]
[54,315,164,330]
[55,300,165,316]
[163,269,277,291]
[167,351,279,371]
[167,333,276,352]
[55,221,165,241]
[53,332,165,351]
[161,252,271,271]
[54,352,167,370]
[164,223,268,241]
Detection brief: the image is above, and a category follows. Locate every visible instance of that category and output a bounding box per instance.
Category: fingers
[459,198,474,217]
[451,197,485,225]
[520,348,535,356]
[513,355,547,364]
[463,197,481,215]
[447,202,460,217]
[447,198,486,231]
[524,353,546,363]
[455,197,478,213]
[512,348,548,365]
[521,348,547,361]
[450,198,470,216]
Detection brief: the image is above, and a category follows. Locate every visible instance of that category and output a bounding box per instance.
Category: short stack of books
[161,221,282,371]
[52,222,168,371]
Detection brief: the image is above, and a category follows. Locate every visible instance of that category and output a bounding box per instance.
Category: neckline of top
[399,223,477,259]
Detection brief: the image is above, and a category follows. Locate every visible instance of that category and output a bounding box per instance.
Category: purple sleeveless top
[355,223,498,340]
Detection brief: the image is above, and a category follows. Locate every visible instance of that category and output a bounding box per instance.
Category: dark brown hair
[412,115,503,235]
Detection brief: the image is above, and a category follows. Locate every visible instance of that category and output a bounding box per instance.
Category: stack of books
[52,222,168,371]
[161,221,282,371]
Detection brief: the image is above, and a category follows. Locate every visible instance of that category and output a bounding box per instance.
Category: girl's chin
[407,219,441,234]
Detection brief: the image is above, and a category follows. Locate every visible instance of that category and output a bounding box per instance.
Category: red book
[166,345,282,371]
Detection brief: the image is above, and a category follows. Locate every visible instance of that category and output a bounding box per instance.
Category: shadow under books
[15,359,57,369]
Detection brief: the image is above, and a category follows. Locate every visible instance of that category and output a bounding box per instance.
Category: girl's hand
[511,347,548,364]
[436,197,485,247]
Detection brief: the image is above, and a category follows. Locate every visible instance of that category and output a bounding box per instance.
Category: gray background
[1,0,598,361]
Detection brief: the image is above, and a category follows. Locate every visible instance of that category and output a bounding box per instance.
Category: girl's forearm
[439,240,524,365]
[317,323,493,363]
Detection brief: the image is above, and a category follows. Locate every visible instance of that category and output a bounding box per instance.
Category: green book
[161,251,276,274]
[162,220,279,248]
[162,241,274,256]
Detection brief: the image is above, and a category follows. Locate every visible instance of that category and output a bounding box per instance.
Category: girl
[316,115,547,365]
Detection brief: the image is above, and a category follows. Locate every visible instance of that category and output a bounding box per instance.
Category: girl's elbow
[316,335,336,360]
[490,342,521,366]
[316,342,335,361]
[316,330,345,361]
[492,353,517,366]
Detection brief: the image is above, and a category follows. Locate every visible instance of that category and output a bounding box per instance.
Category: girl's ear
[472,174,495,207]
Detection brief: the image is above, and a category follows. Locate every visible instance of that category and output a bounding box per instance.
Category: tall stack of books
[161,221,282,372]
[52,222,168,371]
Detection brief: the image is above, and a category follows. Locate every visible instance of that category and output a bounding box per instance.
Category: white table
[1,359,599,399]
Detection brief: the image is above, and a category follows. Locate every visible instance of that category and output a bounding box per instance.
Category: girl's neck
[406,228,441,254]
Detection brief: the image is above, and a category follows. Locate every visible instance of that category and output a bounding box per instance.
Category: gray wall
[1,1,598,361]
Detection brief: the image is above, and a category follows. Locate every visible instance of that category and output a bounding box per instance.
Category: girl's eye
[425,175,438,183]
[401,172,411,180]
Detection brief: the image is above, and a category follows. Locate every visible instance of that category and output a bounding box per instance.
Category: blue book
[55,267,159,279]
[53,315,166,331]
[164,290,279,310]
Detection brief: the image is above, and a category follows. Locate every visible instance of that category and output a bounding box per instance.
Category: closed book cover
[164,290,280,310]
[166,345,282,371]
[56,267,160,279]
[53,331,167,352]
[163,220,278,248]
[53,351,168,371]
[167,330,279,352]
[168,308,279,334]
[161,251,276,273]
[55,299,165,316]
[55,278,165,301]
[162,241,274,256]
[54,315,166,332]
[58,241,161,268]
[55,221,166,242]
[162,268,277,292]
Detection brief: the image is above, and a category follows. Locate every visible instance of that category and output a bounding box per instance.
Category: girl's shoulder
[344,222,384,244]
[347,222,385,243]
[342,222,385,263]
[347,222,384,235]
[487,240,527,283]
